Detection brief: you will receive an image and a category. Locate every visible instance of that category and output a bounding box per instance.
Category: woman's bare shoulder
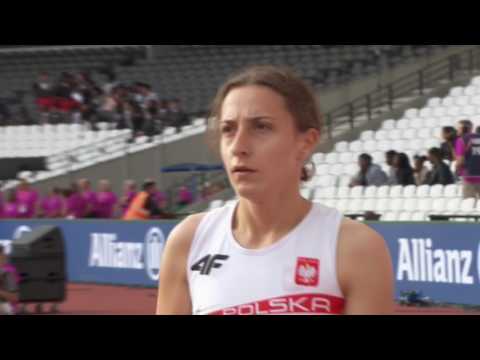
[166,213,208,253]
[338,218,386,253]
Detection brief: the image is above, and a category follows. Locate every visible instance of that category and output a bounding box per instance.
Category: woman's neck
[233,192,312,250]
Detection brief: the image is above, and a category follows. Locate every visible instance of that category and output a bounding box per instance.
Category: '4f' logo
[191,255,230,276]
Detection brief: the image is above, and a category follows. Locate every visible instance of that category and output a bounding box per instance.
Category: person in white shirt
[385,150,398,185]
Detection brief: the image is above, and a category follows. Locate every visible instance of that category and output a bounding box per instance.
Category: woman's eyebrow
[221,116,274,123]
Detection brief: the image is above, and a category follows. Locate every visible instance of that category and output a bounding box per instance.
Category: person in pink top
[154,189,168,210]
[120,180,137,217]
[94,180,118,219]
[40,187,65,219]
[15,180,39,219]
[177,186,193,207]
[3,190,19,219]
[64,183,87,219]
[78,179,97,218]
[455,120,480,199]
[0,189,4,218]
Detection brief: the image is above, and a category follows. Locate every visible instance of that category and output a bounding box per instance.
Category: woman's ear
[298,128,320,161]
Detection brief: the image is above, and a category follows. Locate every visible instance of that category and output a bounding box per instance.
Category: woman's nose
[231,128,251,157]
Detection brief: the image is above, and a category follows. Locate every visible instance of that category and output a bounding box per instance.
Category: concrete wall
[30,133,221,198]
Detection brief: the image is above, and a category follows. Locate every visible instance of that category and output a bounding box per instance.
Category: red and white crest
[295,258,320,287]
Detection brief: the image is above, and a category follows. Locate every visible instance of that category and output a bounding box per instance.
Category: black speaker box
[10,226,67,303]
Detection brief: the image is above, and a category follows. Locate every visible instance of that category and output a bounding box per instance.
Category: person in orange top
[123,180,163,221]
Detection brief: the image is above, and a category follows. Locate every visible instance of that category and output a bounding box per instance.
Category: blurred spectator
[94,180,118,219]
[202,181,215,200]
[73,72,103,128]
[15,180,39,219]
[143,116,159,139]
[55,72,80,115]
[40,187,65,219]
[123,180,164,221]
[385,150,398,185]
[3,191,19,219]
[166,99,190,131]
[0,189,4,218]
[64,183,87,219]
[440,126,457,162]
[350,154,388,187]
[455,120,480,199]
[115,99,130,130]
[158,100,170,125]
[120,180,137,217]
[143,94,162,138]
[177,186,194,207]
[33,72,55,123]
[98,85,122,124]
[153,189,168,210]
[0,245,19,316]
[393,153,415,186]
[132,82,144,105]
[413,155,430,186]
[138,83,159,110]
[426,148,455,186]
[99,64,118,95]
[0,98,11,125]
[78,179,97,218]
[122,100,145,136]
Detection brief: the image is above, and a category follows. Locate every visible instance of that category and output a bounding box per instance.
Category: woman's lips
[232,166,257,174]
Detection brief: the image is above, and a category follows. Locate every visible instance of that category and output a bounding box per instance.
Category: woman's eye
[256,123,271,131]
[221,126,233,134]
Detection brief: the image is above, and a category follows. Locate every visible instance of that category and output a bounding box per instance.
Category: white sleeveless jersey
[187,202,346,315]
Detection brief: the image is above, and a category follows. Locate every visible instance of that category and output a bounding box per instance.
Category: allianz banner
[1,221,480,305]
[370,222,480,306]
[0,220,177,288]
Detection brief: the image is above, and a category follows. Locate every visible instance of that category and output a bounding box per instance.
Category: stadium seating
[301,74,480,221]
[0,119,208,183]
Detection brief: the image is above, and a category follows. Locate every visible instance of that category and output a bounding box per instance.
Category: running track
[25,284,480,315]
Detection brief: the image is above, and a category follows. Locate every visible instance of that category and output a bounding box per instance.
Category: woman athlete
[157,65,394,315]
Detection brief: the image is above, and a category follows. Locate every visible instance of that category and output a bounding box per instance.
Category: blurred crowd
[0,178,175,220]
[0,176,230,220]
[32,71,191,138]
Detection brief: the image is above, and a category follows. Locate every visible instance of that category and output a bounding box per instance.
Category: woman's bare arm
[156,213,206,315]
[338,219,395,315]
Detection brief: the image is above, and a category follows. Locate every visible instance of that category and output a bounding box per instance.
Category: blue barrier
[369,222,480,306]
[1,220,480,305]
[0,220,177,288]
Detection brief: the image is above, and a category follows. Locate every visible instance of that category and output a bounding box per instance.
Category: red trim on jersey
[208,293,345,316]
